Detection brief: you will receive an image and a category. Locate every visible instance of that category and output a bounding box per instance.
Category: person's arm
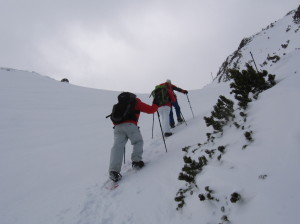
[171,84,188,94]
[136,98,158,114]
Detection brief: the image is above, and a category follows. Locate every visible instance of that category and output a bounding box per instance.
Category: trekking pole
[157,111,168,153]
[180,112,187,126]
[186,94,195,118]
[123,147,126,164]
[250,51,259,72]
[152,113,155,139]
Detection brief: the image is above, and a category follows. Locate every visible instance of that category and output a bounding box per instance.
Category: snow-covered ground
[1,7,300,224]
[1,59,300,224]
[0,67,223,224]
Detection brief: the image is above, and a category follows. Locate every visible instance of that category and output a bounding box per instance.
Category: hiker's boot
[170,123,175,128]
[164,132,173,137]
[177,117,183,123]
[109,171,122,182]
[132,161,145,169]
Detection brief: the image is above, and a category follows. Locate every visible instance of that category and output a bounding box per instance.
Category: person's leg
[169,105,175,127]
[125,123,144,162]
[109,124,128,173]
[173,101,182,121]
[158,106,171,134]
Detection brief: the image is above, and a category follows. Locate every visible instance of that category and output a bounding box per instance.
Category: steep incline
[216,8,300,82]
[0,68,227,224]
[1,7,300,224]
[1,57,300,224]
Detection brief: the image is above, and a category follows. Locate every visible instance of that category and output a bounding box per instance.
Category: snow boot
[170,123,175,128]
[109,171,122,182]
[164,132,173,137]
[177,117,183,123]
[132,161,145,169]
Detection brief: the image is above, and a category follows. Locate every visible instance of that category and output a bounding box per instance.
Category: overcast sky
[1,0,299,93]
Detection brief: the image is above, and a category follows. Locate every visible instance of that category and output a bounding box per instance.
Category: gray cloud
[1,0,299,92]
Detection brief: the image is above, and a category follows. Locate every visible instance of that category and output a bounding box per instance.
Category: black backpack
[108,92,139,124]
[151,85,170,106]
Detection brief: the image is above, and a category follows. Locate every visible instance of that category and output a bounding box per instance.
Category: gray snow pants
[109,123,143,173]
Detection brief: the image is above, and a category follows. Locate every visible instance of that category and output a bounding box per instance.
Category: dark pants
[169,101,181,125]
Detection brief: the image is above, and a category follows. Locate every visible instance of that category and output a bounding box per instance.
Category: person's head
[166,79,171,84]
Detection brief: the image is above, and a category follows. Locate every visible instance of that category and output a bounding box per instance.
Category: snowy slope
[0,68,120,224]
[216,8,300,82]
[1,61,300,224]
[0,67,227,224]
[1,7,300,224]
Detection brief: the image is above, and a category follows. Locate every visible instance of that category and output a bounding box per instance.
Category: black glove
[183,90,188,94]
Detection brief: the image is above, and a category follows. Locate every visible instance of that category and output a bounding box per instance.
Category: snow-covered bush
[293,5,300,24]
[229,64,276,110]
[175,65,277,214]
[203,95,235,133]
[175,145,208,210]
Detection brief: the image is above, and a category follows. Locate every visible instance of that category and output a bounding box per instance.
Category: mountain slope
[1,57,300,224]
[0,67,229,224]
[1,6,300,224]
[216,7,300,82]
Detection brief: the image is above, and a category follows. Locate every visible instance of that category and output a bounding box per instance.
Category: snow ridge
[216,7,300,82]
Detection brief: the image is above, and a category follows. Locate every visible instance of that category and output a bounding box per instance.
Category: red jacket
[161,82,186,98]
[114,98,158,126]
[158,83,177,107]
